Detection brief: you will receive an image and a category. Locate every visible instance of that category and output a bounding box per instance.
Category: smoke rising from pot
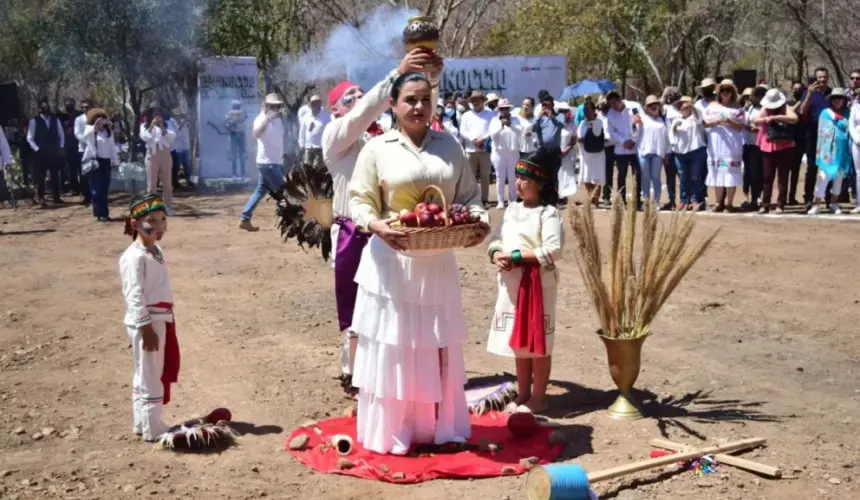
[285,5,419,83]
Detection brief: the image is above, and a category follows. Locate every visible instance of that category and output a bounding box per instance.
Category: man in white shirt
[28,97,65,207]
[488,98,522,207]
[237,93,286,232]
[459,90,495,205]
[518,97,537,156]
[74,99,93,204]
[298,95,329,169]
[605,90,642,207]
[0,125,13,207]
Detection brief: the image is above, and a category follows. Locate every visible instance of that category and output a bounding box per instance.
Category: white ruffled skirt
[351,236,471,455]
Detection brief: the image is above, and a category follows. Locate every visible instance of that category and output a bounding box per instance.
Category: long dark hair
[390,72,430,129]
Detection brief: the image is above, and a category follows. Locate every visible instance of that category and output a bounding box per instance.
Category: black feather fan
[271,163,335,261]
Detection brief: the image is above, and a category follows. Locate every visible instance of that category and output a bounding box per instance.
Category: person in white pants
[140,103,176,214]
[488,98,522,208]
[119,193,178,442]
[810,88,852,215]
[849,95,860,214]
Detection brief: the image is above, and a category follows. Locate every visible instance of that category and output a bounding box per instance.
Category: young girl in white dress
[703,80,746,212]
[486,152,564,414]
[349,72,491,455]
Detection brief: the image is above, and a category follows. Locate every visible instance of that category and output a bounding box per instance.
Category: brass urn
[599,333,648,420]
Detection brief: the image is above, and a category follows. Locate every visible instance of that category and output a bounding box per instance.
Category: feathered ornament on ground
[153,408,239,451]
[271,163,335,261]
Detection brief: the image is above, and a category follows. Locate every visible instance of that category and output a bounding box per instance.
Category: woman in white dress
[486,152,563,414]
[348,73,491,455]
[703,79,746,212]
[577,98,606,205]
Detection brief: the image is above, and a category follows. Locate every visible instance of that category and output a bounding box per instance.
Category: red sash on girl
[151,302,180,405]
[508,265,547,356]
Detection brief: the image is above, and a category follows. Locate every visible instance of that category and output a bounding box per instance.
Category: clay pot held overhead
[402,15,440,53]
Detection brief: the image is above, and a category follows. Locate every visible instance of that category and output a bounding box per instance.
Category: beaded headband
[515,159,549,182]
[129,194,166,220]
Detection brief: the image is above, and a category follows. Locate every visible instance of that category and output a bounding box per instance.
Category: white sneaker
[808,205,821,215]
[496,204,505,210]
[851,206,860,214]
[830,203,842,215]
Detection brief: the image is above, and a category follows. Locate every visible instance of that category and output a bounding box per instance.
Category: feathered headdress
[271,163,335,261]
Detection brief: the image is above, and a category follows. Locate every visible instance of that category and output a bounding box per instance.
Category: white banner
[347,55,567,105]
[197,57,259,180]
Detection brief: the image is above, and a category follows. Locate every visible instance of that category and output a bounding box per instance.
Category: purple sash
[334,217,370,331]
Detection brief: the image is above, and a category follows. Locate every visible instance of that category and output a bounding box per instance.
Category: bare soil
[1,188,858,500]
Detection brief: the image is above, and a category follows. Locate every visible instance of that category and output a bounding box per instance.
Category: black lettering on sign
[442,67,507,95]
[199,72,257,100]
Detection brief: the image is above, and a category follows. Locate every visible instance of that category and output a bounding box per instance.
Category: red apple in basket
[399,211,418,227]
[426,203,443,215]
[435,212,448,226]
[418,211,436,227]
[414,202,428,216]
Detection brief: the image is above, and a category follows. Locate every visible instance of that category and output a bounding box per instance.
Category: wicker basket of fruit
[391,185,484,251]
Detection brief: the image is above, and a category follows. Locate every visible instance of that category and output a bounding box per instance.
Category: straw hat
[644,95,661,106]
[497,98,513,109]
[716,79,738,97]
[679,96,693,105]
[469,90,485,100]
[264,93,284,106]
[696,78,717,91]
[309,95,321,103]
[742,87,754,97]
[827,88,847,101]
[486,92,500,103]
[86,108,108,126]
[760,89,787,110]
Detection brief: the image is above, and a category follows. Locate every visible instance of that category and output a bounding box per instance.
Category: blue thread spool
[526,464,596,500]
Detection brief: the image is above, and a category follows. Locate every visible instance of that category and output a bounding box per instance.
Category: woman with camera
[140,103,176,213]
[82,108,119,221]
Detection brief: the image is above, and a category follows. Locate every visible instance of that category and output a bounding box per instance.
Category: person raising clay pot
[348,72,491,455]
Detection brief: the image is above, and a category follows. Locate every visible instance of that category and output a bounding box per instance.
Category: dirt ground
[1,186,859,500]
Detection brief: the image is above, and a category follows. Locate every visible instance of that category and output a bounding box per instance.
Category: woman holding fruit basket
[348,71,492,455]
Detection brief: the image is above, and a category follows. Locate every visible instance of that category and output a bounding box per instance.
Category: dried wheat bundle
[568,193,719,339]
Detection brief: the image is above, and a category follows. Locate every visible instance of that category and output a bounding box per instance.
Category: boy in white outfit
[119,193,180,441]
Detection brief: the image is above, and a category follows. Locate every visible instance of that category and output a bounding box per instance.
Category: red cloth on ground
[286,412,563,484]
[508,265,547,356]
[151,301,180,405]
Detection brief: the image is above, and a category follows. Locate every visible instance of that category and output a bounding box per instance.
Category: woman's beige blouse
[349,129,488,230]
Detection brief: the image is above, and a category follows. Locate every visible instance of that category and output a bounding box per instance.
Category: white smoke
[278,5,419,83]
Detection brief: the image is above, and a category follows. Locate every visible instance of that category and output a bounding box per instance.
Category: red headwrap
[329,80,359,107]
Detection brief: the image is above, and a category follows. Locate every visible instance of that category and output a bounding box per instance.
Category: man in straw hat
[298,94,329,170]
[322,49,441,397]
[695,78,717,117]
[460,90,495,206]
[237,92,287,232]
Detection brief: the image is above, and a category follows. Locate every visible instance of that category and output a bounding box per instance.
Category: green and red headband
[515,158,549,183]
[129,194,166,220]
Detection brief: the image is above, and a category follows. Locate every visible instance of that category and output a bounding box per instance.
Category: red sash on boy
[508,266,547,356]
[151,302,181,405]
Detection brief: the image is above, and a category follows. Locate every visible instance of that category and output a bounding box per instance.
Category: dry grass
[568,193,719,339]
